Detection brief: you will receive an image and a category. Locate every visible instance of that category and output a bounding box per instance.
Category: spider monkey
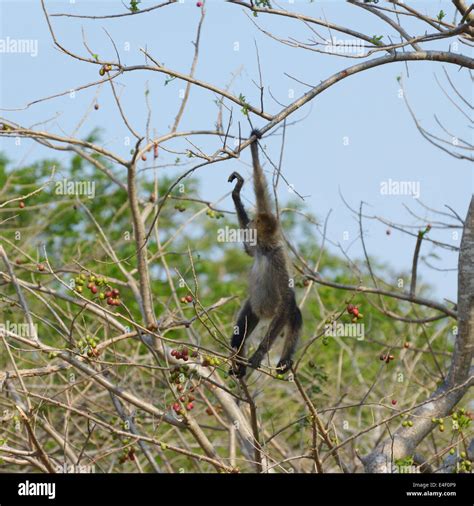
[227,130,302,378]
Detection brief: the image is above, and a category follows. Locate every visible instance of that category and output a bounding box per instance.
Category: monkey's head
[255,213,278,243]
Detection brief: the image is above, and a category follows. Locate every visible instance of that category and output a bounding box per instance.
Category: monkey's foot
[276,359,293,374]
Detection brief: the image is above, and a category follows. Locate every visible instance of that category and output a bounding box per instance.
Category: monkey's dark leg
[248,310,288,371]
[277,302,302,374]
[230,299,259,378]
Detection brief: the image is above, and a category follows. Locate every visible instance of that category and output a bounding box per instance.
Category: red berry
[37,264,45,272]
[172,402,180,412]
[111,288,119,297]
[180,395,186,402]
[188,395,195,402]
[171,349,177,357]
[91,285,98,294]
[113,299,121,306]
[206,407,213,416]
[105,291,112,298]
[352,308,359,318]
[379,354,385,361]
[186,402,194,411]
[19,201,25,209]
[141,154,147,161]
[389,354,394,361]
[177,384,183,392]
[404,342,410,348]
[196,1,202,6]
[185,295,193,303]
[107,297,114,305]
[391,399,397,406]
[347,304,355,314]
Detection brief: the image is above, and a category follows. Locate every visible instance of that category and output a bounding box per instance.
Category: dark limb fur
[229,299,259,378]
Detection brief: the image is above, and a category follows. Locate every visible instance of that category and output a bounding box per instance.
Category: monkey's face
[255,213,278,242]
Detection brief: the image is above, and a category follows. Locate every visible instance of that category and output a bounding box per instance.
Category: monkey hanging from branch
[227,130,303,378]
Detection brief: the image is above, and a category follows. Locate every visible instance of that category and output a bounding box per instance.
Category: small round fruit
[76,286,83,293]
[186,402,194,411]
[449,448,455,455]
[19,201,25,209]
[185,295,193,303]
[439,425,445,432]
[196,1,203,6]
[107,297,114,305]
[391,400,397,406]
[111,288,120,297]
[37,263,45,272]
[141,154,147,161]
[99,67,105,76]
[94,103,99,110]
[91,285,98,294]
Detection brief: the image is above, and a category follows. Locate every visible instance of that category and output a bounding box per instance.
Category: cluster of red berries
[74,274,121,306]
[172,392,196,414]
[180,295,194,304]
[171,346,198,361]
[380,353,395,364]
[119,447,135,464]
[105,288,121,306]
[347,304,362,319]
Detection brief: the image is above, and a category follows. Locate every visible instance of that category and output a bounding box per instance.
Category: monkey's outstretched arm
[228,171,250,228]
[228,171,255,256]
[250,130,273,217]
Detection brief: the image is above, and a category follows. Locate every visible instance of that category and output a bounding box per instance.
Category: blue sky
[0,0,472,301]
